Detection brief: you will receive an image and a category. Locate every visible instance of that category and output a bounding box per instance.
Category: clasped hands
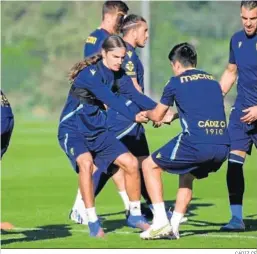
[135,109,178,127]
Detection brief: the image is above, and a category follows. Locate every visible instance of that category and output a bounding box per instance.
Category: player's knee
[124,154,139,174]
[142,156,153,172]
[230,150,246,159]
[228,152,245,166]
[77,154,94,174]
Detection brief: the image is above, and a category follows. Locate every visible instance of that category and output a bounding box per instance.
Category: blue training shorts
[118,124,149,157]
[59,130,128,174]
[152,134,229,179]
[228,107,257,155]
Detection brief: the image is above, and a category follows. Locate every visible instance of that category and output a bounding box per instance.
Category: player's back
[170,69,230,145]
[84,28,110,58]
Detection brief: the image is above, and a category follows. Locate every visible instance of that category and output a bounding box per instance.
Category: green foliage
[2,1,241,117]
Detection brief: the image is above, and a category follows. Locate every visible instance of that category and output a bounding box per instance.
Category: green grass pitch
[1,120,257,248]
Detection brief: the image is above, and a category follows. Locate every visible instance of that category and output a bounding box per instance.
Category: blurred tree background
[1,1,241,119]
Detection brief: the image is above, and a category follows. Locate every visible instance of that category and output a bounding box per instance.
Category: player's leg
[76,152,105,237]
[137,156,154,216]
[110,169,130,214]
[58,133,104,237]
[221,149,246,231]
[90,132,149,231]
[120,132,153,218]
[113,152,150,231]
[220,109,250,231]
[139,156,172,239]
[170,173,195,239]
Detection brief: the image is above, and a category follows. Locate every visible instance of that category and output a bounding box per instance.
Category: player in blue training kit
[140,43,230,240]
[91,14,153,217]
[91,14,188,223]
[58,35,150,237]
[1,90,15,230]
[70,1,130,224]
[84,1,128,57]
[220,1,257,231]
[1,90,14,159]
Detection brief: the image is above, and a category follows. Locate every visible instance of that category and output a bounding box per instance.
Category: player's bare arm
[220,63,238,96]
[146,103,170,122]
[131,77,143,93]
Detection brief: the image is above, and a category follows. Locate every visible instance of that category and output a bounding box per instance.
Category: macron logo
[90,69,96,76]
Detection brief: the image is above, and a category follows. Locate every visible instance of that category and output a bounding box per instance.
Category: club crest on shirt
[238,41,242,48]
[125,61,134,72]
[127,51,133,58]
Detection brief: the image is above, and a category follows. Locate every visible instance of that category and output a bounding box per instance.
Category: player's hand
[135,111,148,123]
[152,121,163,128]
[162,110,179,125]
[240,106,257,124]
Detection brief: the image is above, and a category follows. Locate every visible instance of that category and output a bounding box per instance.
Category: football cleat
[127,215,150,231]
[88,220,105,238]
[69,209,88,225]
[140,223,172,240]
[220,216,245,232]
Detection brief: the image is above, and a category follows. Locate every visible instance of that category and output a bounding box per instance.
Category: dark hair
[241,1,257,10]
[69,35,126,81]
[102,1,129,19]
[168,43,197,68]
[102,34,126,52]
[121,14,146,35]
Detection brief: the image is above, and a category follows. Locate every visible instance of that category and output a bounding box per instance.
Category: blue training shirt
[1,90,13,119]
[229,30,257,109]
[84,28,110,58]
[106,71,156,137]
[59,61,143,138]
[160,69,230,145]
[122,42,144,92]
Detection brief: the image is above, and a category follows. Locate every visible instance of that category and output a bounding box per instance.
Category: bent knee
[123,154,139,173]
[230,150,246,159]
[142,156,155,171]
[76,153,94,174]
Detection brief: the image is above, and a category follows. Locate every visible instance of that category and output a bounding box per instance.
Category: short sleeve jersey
[160,69,230,145]
[84,28,110,58]
[122,42,144,92]
[229,30,257,109]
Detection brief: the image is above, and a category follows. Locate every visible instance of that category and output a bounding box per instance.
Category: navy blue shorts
[59,131,128,174]
[1,117,14,158]
[119,124,149,157]
[58,132,89,173]
[228,108,257,155]
[152,134,229,179]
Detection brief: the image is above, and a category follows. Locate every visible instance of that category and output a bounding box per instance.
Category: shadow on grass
[1,224,72,246]
[182,214,257,236]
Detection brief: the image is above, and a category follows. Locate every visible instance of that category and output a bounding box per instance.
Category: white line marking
[6,227,257,240]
